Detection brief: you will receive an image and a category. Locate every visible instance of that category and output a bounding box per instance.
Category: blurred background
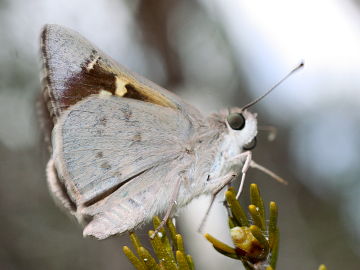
[1,0,360,269]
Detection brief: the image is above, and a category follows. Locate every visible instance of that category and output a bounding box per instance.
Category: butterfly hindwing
[81,159,186,239]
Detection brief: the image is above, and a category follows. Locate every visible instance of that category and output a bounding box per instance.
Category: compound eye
[243,137,257,151]
[227,113,245,130]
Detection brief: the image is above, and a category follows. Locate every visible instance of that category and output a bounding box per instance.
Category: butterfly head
[222,62,304,152]
[225,108,258,151]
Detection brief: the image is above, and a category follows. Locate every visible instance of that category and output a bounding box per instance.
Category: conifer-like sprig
[204,184,280,270]
[123,217,195,270]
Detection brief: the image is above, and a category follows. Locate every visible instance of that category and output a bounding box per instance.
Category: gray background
[1,0,360,269]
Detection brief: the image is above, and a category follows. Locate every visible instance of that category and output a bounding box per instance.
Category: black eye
[243,137,257,150]
[227,113,245,130]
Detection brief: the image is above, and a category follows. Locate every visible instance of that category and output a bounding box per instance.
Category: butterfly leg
[151,175,183,238]
[228,151,253,199]
[250,160,287,184]
[198,172,237,233]
[229,152,287,188]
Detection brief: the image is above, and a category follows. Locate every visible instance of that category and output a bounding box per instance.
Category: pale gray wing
[52,94,194,208]
[81,159,186,239]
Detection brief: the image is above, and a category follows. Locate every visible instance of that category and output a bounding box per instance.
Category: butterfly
[40,24,300,239]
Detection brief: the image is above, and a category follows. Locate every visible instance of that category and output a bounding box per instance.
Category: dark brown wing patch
[41,25,178,128]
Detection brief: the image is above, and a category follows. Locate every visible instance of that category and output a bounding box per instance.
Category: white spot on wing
[86,55,100,71]
[99,90,112,98]
[115,76,128,97]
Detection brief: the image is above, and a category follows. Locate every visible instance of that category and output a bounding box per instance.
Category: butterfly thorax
[180,108,257,201]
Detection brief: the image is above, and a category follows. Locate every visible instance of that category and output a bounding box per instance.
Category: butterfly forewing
[40,24,191,125]
[53,95,193,206]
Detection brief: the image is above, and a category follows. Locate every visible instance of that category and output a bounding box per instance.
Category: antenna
[241,61,304,111]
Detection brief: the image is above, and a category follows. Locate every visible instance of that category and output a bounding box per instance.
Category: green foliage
[123,184,327,270]
[204,184,327,270]
[204,184,279,270]
[123,217,195,270]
